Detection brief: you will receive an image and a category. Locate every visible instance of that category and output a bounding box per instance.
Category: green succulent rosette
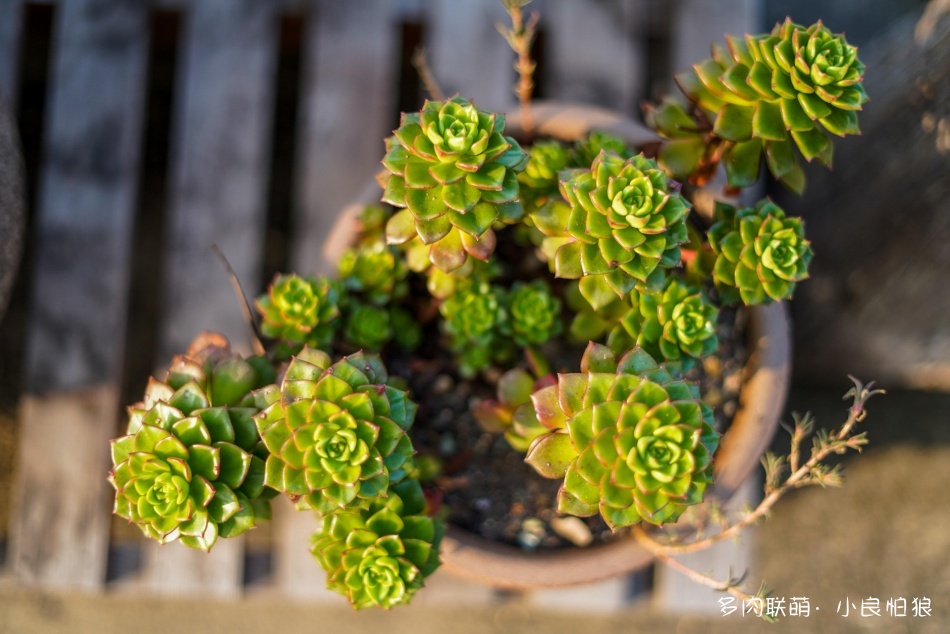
[612,278,719,370]
[676,19,866,192]
[708,199,812,305]
[544,152,689,310]
[343,303,392,351]
[525,344,718,529]
[473,368,550,453]
[338,242,409,306]
[380,96,529,273]
[110,338,275,550]
[503,280,563,347]
[571,131,635,167]
[254,348,417,514]
[311,479,442,610]
[518,140,570,213]
[438,280,510,376]
[256,274,341,356]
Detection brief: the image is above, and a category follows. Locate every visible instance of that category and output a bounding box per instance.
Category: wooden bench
[0,0,761,608]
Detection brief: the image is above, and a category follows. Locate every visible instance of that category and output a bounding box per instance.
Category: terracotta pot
[323,101,790,589]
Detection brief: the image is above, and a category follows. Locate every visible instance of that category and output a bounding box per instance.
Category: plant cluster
[108,2,870,615]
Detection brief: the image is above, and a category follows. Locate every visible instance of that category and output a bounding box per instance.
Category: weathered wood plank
[8,0,148,590]
[156,0,277,361]
[542,1,644,114]
[0,0,23,104]
[142,0,280,598]
[426,0,514,114]
[292,0,398,276]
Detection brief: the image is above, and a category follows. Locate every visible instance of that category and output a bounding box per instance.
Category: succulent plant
[256,274,341,356]
[571,131,635,167]
[380,96,529,272]
[343,303,392,351]
[613,278,719,370]
[675,19,866,192]
[109,335,275,550]
[518,140,571,213]
[526,344,718,529]
[708,199,813,305]
[254,348,416,514]
[542,152,690,309]
[438,280,511,375]
[311,478,441,609]
[473,368,551,452]
[503,280,563,347]
[338,242,409,306]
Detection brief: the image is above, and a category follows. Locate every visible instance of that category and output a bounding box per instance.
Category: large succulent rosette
[254,348,416,514]
[525,345,718,529]
[541,152,689,310]
[612,278,719,371]
[380,96,529,273]
[311,479,441,610]
[675,19,866,192]
[109,335,275,551]
[708,199,812,305]
[256,274,340,355]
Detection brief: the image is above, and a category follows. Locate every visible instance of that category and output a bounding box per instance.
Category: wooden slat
[292,0,398,277]
[426,0,514,114]
[155,0,278,361]
[8,0,148,591]
[0,0,23,104]
[141,0,279,598]
[543,1,644,114]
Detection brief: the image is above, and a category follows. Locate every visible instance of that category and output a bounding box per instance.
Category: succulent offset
[254,348,416,514]
[256,274,341,356]
[473,368,550,452]
[708,199,813,305]
[311,479,441,609]
[338,241,409,306]
[613,278,719,370]
[526,344,718,528]
[380,96,529,272]
[503,280,563,347]
[539,152,690,310]
[674,19,866,192]
[109,336,275,551]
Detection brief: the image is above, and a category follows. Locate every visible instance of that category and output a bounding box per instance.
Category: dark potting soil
[384,298,748,552]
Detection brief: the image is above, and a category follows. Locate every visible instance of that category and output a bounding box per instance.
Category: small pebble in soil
[550,516,594,547]
[475,498,491,512]
[432,375,454,394]
[518,517,546,550]
[439,434,457,455]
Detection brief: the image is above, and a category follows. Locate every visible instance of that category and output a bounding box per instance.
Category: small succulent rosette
[337,241,409,306]
[473,368,552,453]
[380,96,529,273]
[439,280,507,376]
[613,277,719,371]
[501,280,563,347]
[708,199,812,305]
[254,348,416,514]
[675,19,866,191]
[109,334,276,551]
[526,344,718,529]
[311,478,442,610]
[536,151,690,310]
[256,273,341,357]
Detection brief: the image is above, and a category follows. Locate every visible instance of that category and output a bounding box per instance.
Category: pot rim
[323,101,790,589]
